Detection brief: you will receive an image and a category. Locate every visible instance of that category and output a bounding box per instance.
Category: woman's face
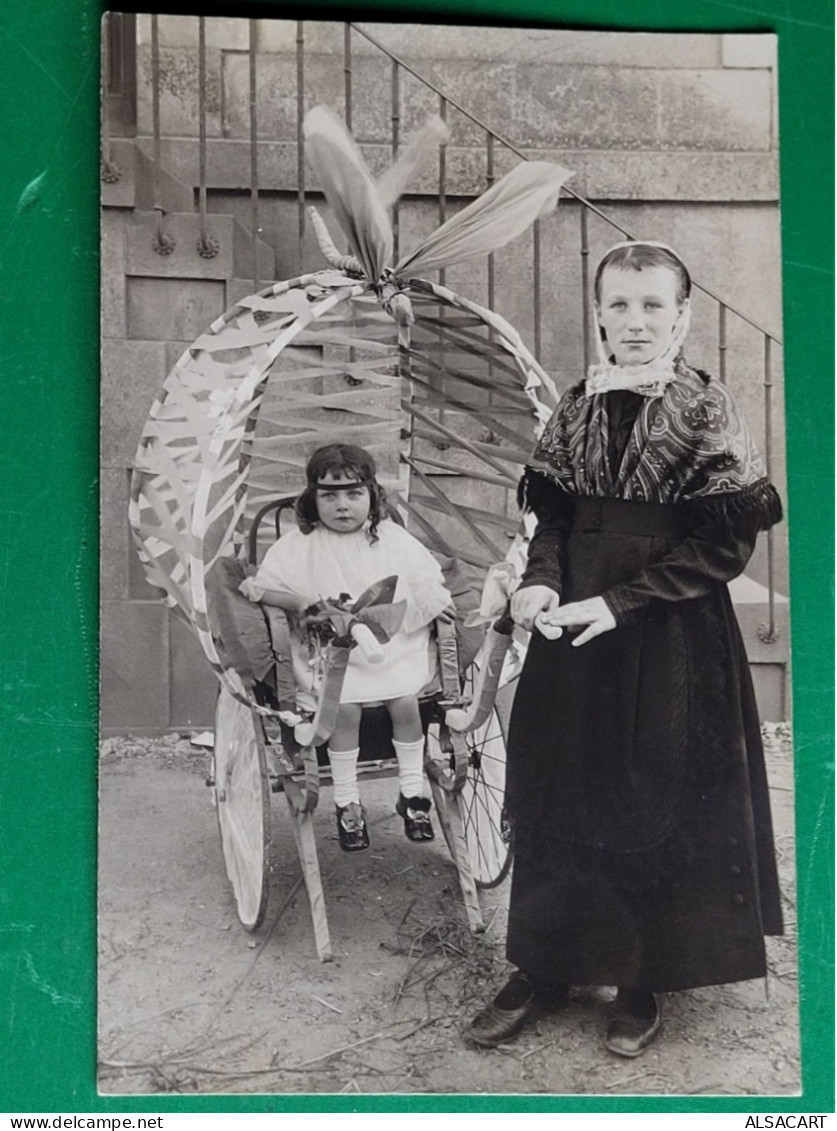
[596,264,683,367]
[315,470,371,534]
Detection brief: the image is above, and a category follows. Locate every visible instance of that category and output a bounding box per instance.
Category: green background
[0,0,832,1114]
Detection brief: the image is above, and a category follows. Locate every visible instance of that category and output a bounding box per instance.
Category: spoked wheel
[425,669,515,892]
[456,703,513,889]
[212,684,271,930]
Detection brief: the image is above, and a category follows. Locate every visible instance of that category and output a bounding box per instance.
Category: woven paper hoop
[130,270,558,711]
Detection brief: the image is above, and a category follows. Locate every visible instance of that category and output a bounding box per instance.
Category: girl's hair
[295,443,388,542]
[594,243,691,306]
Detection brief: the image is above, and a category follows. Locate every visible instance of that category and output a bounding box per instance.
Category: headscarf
[585,240,692,399]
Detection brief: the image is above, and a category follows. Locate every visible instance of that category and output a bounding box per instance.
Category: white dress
[241,520,451,707]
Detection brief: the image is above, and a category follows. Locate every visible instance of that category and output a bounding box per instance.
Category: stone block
[125,210,274,285]
[658,70,772,151]
[560,150,778,203]
[128,526,163,602]
[101,339,168,469]
[100,468,129,602]
[223,51,347,140]
[163,340,194,373]
[768,451,788,502]
[749,662,787,722]
[136,45,222,138]
[722,34,777,69]
[134,149,195,214]
[137,13,250,50]
[346,24,722,68]
[146,18,723,69]
[100,211,127,340]
[127,276,227,342]
[148,138,777,203]
[730,582,790,661]
[533,203,589,374]
[100,140,137,210]
[227,277,260,307]
[512,64,658,150]
[102,140,194,214]
[258,19,344,55]
[100,600,169,731]
[219,54,772,152]
[232,218,276,283]
[169,615,218,729]
[127,212,233,280]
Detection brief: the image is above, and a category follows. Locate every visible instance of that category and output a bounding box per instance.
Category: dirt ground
[98,724,799,1099]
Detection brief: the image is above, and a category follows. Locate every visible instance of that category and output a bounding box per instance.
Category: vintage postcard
[98,13,798,1100]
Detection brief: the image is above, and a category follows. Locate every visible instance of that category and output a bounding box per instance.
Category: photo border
[0,0,832,1113]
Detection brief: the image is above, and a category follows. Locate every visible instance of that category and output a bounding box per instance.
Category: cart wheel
[212,684,271,930]
[426,699,513,891]
[458,703,513,889]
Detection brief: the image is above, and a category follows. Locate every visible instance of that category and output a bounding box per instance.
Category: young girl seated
[240,443,453,853]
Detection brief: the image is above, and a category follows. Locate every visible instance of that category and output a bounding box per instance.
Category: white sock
[328,747,360,807]
[392,738,426,800]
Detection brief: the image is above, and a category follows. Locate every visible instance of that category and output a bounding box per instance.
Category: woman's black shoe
[466,974,535,1047]
[395,793,435,841]
[465,973,569,1048]
[605,991,662,1058]
[335,802,370,852]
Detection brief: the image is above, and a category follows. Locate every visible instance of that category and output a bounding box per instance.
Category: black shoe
[335,802,370,853]
[465,973,569,1049]
[395,793,435,842]
[466,973,535,1048]
[605,991,662,1058]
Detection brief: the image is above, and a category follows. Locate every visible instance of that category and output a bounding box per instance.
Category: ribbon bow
[303,575,406,647]
[303,106,573,338]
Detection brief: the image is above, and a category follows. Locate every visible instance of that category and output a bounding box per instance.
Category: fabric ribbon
[303,105,573,294]
[303,106,394,282]
[464,561,519,628]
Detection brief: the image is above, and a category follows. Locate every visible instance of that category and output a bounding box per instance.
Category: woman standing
[466,241,784,1057]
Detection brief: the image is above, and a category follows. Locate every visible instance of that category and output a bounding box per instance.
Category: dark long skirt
[505,503,783,993]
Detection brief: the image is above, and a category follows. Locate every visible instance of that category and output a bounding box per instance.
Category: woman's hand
[540,596,616,647]
[511,585,560,633]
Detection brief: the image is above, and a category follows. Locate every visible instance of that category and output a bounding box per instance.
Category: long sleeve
[516,468,574,596]
[602,483,782,626]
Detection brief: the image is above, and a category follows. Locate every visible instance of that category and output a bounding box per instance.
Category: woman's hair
[594,243,691,306]
[295,443,388,542]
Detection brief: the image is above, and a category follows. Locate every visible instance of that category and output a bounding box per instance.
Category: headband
[310,478,372,492]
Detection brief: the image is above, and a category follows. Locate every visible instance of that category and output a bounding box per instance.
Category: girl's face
[314,470,371,534]
[596,264,683,367]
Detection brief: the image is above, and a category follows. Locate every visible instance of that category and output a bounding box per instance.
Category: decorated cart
[129,107,570,960]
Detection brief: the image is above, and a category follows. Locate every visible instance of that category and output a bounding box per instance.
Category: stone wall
[134,20,778,204]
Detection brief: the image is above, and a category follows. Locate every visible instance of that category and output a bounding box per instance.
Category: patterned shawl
[527,359,780,524]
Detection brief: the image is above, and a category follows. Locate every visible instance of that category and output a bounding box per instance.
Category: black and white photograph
[99,15,798,1096]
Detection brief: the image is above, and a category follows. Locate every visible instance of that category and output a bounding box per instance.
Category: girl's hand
[257,586,313,614]
[510,585,560,632]
[436,603,457,624]
[541,596,616,647]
